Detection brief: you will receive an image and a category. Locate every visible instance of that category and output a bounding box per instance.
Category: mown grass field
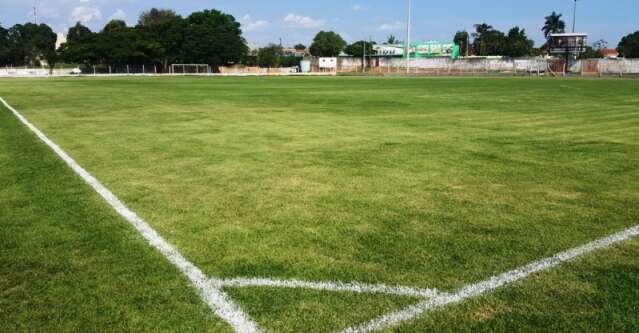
[1,76,638,332]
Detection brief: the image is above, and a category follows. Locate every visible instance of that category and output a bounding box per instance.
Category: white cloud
[352,4,363,12]
[284,14,325,29]
[70,5,102,24]
[241,14,270,32]
[377,21,403,31]
[108,9,127,22]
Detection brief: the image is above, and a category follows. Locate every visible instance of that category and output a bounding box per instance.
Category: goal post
[170,64,211,75]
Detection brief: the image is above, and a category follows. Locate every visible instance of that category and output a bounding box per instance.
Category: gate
[581,60,599,76]
[547,59,566,76]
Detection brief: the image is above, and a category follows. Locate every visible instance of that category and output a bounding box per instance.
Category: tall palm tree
[472,23,493,56]
[542,11,566,39]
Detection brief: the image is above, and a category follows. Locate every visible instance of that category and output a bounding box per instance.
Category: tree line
[1,7,639,70]
[0,8,248,71]
[307,11,639,59]
[0,23,57,67]
[60,9,246,71]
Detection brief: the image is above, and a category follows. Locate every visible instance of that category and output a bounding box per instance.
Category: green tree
[294,44,306,50]
[280,55,302,67]
[138,8,177,26]
[503,27,534,58]
[344,40,374,57]
[618,31,639,58]
[182,9,247,69]
[472,23,493,56]
[593,39,608,50]
[0,23,8,66]
[309,31,346,57]
[258,44,283,67]
[386,35,399,44]
[453,31,470,56]
[542,12,565,40]
[137,10,186,71]
[94,20,162,66]
[5,23,57,68]
[59,22,97,66]
[95,20,134,65]
[579,46,603,59]
[472,23,506,56]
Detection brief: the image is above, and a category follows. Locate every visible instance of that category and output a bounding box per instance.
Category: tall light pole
[405,0,412,74]
[572,0,578,33]
[33,0,39,24]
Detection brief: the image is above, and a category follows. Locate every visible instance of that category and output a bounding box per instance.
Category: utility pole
[362,40,366,73]
[406,0,412,74]
[33,0,38,24]
[572,0,578,33]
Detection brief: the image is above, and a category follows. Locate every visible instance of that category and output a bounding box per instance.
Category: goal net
[171,64,211,75]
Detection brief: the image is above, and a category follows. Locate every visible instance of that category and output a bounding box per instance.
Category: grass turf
[1,76,638,332]
[0,101,229,332]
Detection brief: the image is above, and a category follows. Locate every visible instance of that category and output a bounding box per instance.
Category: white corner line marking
[339,224,639,333]
[0,97,263,333]
[212,277,440,299]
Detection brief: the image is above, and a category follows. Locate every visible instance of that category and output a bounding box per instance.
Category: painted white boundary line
[212,277,440,299]
[6,95,639,333]
[0,97,262,333]
[339,224,639,333]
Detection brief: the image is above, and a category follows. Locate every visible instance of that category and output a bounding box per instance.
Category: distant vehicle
[70,68,82,75]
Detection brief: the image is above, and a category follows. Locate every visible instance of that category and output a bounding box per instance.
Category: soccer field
[2,76,639,332]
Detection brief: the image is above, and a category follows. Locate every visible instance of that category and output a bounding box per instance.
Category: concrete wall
[331,56,639,75]
[0,67,73,76]
[598,59,639,74]
[334,56,547,74]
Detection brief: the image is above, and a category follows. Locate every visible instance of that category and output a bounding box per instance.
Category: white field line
[0,97,262,333]
[213,277,440,299]
[339,224,639,333]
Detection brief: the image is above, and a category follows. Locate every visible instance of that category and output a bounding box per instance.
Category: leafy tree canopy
[453,31,470,56]
[3,23,57,67]
[58,7,246,71]
[0,23,9,66]
[618,31,639,58]
[138,8,178,26]
[503,27,534,58]
[344,40,374,57]
[309,31,346,57]
[258,44,283,67]
[472,23,506,56]
[182,9,247,68]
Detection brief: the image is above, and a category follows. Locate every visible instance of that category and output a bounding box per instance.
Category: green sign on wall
[406,41,461,59]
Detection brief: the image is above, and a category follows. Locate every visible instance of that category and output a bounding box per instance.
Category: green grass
[1,76,638,332]
[0,102,229,332]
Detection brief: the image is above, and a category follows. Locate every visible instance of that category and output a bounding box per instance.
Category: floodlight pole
[363,40,366,73]
[33,0,38,24]
[572,0,578,33]
[406,0,412,74]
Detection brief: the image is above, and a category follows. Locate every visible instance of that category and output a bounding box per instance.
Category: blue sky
[1,0,636,47]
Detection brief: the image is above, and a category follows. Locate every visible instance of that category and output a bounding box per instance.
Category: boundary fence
[332,57,639,77]
[2,58,638,78]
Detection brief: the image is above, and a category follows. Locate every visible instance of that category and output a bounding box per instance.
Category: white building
[55,32,67,50]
